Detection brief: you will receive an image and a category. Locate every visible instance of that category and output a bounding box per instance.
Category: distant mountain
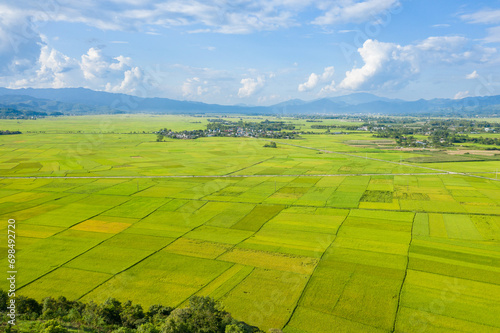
[0,87,267,114]
[327,92,401,105]
[0,87,499,116]
[0,94,116,114]
[270,94,500,116]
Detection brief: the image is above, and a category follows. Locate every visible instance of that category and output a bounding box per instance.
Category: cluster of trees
[156,119,297,141]
[373,118,500,148]
[0,107,65,119]
[310,125,338,129]
[156,128,206,141]
[429,132,500,146]
[0,130,22,135]
[0,292,268,333]
[205,119,295,132]
[263,141,277,148]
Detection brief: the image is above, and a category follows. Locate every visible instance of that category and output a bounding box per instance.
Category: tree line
[0,291,271,333]
[0,130,22,135]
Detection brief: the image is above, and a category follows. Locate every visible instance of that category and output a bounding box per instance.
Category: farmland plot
[1,116,499,332]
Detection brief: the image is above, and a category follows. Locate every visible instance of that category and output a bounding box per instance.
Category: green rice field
[1,115,499,332]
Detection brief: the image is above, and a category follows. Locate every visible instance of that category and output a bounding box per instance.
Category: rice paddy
[1,115,499,332]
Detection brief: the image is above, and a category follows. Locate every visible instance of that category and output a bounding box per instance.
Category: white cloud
[338,39,412,90]
[106,67,144,94]
[298,66,334,92]
[181,76,220,100]
[432,24,450,28]
[484,26,500,44]
[313,0,400,25]
[298,73,320,92]
[338,37,497,91]
[34,46,79,88]
[319,81,336,94]
[0,5,44,74]
[80,48,110,80]
[454,91,470,100]
[238,76,265,98]
[110,55,133,71]
[0,1,408,37]
[466,70,479,80]
[461,9,500,25]
[4,42,153,96]
[461,9,500,44]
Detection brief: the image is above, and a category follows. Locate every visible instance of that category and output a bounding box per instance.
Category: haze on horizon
[1,0,500,106]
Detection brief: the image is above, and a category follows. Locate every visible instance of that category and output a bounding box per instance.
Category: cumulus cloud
[338,39,414,90]
[313,0,400,25]
[466,70,479,80]
[182,77,213,97]
[34,46,79,88]
[106,67,144,94]
[298,73,320,92]
[0,5,44,74]
[4,43,151,95]
[319,81,336,94]
[80,48,112,80]
[338,37,496,91]
[298,66,335,92]
[238,76,265,98]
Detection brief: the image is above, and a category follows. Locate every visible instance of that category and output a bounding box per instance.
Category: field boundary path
[0,172,463,180]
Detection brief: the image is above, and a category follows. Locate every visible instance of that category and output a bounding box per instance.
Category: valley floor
[0,115,499,332]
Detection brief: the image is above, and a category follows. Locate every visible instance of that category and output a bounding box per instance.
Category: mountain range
[0,87,499,116]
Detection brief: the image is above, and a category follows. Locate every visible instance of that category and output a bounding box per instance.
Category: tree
[225,324,246,333]
[161,296,232,333]
[41,319,69,333]
[147,304,173,326]
[99,298,123,326]
[137,322,161,333]
[17,296,42,317]
[0,289,8,310]
[83,300,104,328]
[263,141,277,148]
[121,300,146,328]
[111,328,136,333]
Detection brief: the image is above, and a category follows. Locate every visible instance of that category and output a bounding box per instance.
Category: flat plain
[0,115,499,332]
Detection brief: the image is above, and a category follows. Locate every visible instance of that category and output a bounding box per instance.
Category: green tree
[83,301,104,328]
[100,298,123,326]
[0,289,8,310]
[161,296,232,333]
[121,300,146,328]
[138,322,161,333]
[17,295,42,317]
[41,319,69,333]
[225,324,246,333]
[111,328,136,333]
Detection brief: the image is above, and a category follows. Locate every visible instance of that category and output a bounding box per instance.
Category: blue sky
[1,0,500,105]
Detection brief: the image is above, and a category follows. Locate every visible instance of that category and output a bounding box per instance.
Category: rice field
[0,115,499,332]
